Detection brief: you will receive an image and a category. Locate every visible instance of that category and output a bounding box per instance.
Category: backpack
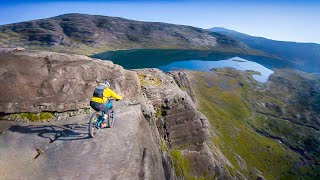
[93,85,107,98]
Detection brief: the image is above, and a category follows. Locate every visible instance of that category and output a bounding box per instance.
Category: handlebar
[108,98,121,101]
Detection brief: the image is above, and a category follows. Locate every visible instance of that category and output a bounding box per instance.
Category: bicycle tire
[111,110,115,127]
[107,110,115,128]
[88,112,100,138]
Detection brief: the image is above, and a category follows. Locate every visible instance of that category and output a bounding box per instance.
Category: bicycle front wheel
[108,110,115,128]
[88,112,100,138]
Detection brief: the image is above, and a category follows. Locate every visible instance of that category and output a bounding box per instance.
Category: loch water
[92,49,291,82]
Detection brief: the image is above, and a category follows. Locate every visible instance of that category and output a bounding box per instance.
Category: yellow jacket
[90,86,122,103]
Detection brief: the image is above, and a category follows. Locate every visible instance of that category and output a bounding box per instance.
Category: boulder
[0,49,141,113]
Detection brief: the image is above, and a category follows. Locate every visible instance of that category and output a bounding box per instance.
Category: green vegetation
[156,108,162,117]
[7,112,54,122]
[160,140,167,152]
[170,149,218,179]
[179,85,186,91]
[170,150,193,179]
[251,115,320,161]
[225,165,236,177]
[190,69,319,179]
[138,73,161,86]
[245,70,261,76]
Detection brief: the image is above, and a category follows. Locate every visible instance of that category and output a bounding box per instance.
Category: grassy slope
[189,69,319,179]
[248,70,320,163]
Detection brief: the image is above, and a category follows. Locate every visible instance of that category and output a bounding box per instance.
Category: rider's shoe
[100,122,107,128]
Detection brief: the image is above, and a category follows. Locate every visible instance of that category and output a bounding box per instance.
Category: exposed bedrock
[136,68,234,179]
[0,49,141,113]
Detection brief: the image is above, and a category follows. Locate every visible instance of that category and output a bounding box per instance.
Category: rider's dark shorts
[90,101,108,112]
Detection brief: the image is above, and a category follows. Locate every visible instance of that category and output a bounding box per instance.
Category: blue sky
[0,0,319,43]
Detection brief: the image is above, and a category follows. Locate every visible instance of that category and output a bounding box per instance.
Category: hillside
[0,14,248,55]
[210,27,320,73]
[179,68,320,179]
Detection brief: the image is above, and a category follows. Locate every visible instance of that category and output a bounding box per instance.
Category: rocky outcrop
[135,69,209,146]
[136,69,234,179]
[0,49,140,113]
[170,71,198,105]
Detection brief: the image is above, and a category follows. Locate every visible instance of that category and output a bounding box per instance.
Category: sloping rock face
[136,69,234,179]
[0,49,140,113]
[0,102,166,179]
[136,69,209,147]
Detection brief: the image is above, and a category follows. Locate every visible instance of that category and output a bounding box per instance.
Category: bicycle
[88,99,115,138]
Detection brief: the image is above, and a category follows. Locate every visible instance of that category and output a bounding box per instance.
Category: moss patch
[138,73,161,87]
[179,85,186,91]
[6,112,54,122]
[160,140,167,152]
[156,108,162,117]
[170,150,193,179]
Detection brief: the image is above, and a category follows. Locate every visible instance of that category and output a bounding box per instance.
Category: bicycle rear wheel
[88,112,100,138]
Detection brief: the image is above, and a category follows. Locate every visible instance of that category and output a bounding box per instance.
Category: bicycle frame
[96,111,105,128]
[95,100,113,128]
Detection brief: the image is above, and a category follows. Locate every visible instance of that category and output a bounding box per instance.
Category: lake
[159,57,274,82]
[91,49,291,82]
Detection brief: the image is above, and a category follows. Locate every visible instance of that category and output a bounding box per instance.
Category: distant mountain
[0,14,249,55]
[210,27,320,72]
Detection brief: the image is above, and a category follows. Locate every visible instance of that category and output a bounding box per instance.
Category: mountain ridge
[0,13,250,55]
[211,27,320,45]
[210,27,320,72]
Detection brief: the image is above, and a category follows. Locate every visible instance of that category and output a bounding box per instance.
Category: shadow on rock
[9,123,90,142]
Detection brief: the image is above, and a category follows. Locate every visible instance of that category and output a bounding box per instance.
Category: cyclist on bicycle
[90,80,122,128]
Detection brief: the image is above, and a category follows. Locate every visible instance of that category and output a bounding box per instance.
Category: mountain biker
[90,80,122,128]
